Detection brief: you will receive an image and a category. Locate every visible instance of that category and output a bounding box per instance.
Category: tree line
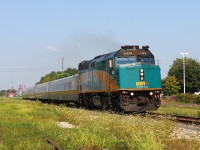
[36,68,78,84]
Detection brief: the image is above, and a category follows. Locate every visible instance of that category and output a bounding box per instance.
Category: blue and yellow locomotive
[22,45,162,112]
[78,45,162,112]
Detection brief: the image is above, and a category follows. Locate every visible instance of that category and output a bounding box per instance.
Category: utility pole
[180,52,189,94]
[62,57,64,71]
[9,70,13,89]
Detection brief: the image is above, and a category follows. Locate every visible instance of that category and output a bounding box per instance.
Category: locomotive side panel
[79,70,118,93]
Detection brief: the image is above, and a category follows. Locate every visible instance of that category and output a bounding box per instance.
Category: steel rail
[147,112,200,125]
[44,137,62,150]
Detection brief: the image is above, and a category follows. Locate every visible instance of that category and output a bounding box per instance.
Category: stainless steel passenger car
[35,82,49,100]
[22,75,78,103]
[22,87,35,99]
[49,75,78,102]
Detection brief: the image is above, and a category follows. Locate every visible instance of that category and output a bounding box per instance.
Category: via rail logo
[136,81,148,88]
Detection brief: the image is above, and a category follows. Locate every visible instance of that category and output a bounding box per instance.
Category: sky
[0,0,200,90]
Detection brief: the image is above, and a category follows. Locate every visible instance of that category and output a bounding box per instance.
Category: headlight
[122,91,128,94]
[150,92,153,96]
[130,92,134,96]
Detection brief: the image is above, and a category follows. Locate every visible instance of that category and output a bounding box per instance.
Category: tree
[36,68,78,84]
[168,58,200,93]
[0,90,6,96]
[162,76,180,96]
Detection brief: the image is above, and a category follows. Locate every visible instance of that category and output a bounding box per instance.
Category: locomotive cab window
[116,56,136,66]
[137,57,155,65]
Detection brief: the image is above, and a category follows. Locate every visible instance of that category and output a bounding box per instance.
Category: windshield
[116,56,155,66]
[137,57,155,64]
[116,57,136,66]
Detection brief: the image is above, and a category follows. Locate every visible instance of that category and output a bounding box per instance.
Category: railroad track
[174,115,200,124]
[97,109,200,125]
[147,112,200,125]
[44,137,62,150]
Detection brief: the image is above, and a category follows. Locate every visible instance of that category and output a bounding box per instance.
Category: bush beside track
[162,93,200,104]
[158,94,200,118]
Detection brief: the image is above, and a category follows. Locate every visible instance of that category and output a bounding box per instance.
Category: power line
[0,66,65,72]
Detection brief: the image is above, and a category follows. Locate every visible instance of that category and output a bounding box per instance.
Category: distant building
[6,89,17,97]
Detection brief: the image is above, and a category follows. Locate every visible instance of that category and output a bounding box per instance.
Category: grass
[0,97,199,149]
[153,100,200,117]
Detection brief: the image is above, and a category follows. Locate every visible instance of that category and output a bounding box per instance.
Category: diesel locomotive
[22,45,162,112]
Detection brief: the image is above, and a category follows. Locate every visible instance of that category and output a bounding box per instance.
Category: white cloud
[47,45,60,52]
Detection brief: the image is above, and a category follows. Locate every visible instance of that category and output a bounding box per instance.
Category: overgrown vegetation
[0,97,199,149]
[162,93,200,104]
[158,94,200,117]
[173,93,200,104]
[155,100,200,117]
[36,68,78,84]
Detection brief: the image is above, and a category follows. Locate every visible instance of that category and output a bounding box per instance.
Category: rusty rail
[44,137,62,150]
[146,112,200,125]
[175,115,200,124]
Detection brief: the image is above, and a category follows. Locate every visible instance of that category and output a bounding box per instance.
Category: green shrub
[174,93,197,103]
[195,95,200,104]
